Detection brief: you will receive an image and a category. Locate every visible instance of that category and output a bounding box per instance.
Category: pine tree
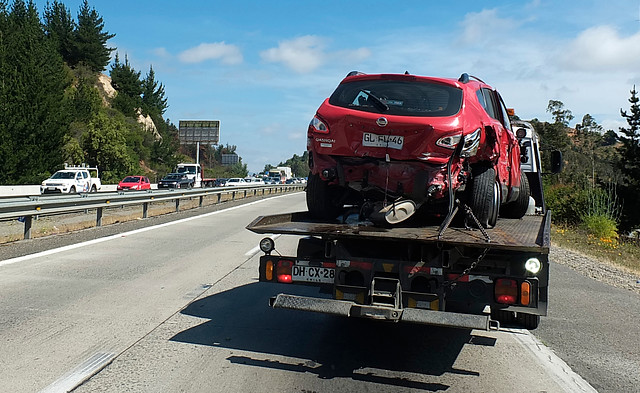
[73,0,114,72]
[141,65,168,117]
[43,0,75,65]
[110,53,142,117]
[0,0,70,183]
[617,86,640,228]
[618,86,640,185]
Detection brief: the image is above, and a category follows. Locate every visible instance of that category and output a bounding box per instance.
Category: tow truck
[247,121,562,330]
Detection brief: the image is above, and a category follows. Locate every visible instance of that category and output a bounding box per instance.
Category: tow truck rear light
[495,278,518,304]
[520,281,531,306]
[265,260,274,281]
[276,260,293,283]
[309,116,329,134]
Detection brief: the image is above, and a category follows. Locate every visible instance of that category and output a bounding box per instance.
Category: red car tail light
[276,260,293,283]
[309,116,329,134]
[495,278,518,304]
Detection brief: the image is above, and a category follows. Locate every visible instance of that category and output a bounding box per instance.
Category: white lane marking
[1,193,303,268]
[244,234,281,257]
[513,329,598,393]
[39,351,116,393]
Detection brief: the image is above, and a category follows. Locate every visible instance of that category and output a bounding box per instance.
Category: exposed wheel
[516,312,540,330]
[90,185,97,193]
[501,172,530,219]
[468,166,499,228]
[306,174,343,219]
[69,186,76,194]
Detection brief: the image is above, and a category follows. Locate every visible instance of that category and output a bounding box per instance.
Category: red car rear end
[306,72,528,228]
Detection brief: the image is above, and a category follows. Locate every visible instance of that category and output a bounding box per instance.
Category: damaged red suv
[306,71,530,228]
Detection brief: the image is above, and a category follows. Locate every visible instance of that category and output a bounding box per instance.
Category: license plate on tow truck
[292,265,335,283]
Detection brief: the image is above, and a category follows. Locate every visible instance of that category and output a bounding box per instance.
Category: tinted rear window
[329,79,462,117]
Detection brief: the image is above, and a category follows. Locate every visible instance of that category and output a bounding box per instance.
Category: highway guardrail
[0,184,305,240]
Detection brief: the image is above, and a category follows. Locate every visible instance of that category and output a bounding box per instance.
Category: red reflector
[350,261,373,270]
[446,274,469,282]
[405,265,429,274]
[277,260,293,284]
[323,262,336,268]
[495,278,518,305]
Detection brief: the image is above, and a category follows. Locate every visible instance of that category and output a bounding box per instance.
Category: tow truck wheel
[469,166,499,229]
[90,185,97,193]
[306,174,343,219]
[501,172,530,218]
[516,312,540,330]
[69,186,76,194]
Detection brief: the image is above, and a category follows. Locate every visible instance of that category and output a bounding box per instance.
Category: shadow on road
[171,282,496,391]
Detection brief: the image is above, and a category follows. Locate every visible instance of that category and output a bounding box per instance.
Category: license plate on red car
[362,132,404,149]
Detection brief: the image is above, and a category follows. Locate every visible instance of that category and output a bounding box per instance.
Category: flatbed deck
[247,211,551,253]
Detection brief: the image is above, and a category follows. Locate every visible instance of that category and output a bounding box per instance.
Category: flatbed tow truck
[247,121,560,331]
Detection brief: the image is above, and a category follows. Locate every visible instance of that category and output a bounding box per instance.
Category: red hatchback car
[117,176,151,191]
[306,72,529,228]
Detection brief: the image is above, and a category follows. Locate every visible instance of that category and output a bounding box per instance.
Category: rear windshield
[123,176,140,182]
[329,79,462,117]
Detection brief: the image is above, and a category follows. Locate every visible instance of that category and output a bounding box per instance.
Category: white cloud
[559,26,640,72]
[260,35,371,74]
[459,9,519,45]
[152,47,171,59]
[261,36,326,73]
[178,42,243,65]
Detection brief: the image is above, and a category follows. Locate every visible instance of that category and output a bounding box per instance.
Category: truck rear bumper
[270,294,499,331]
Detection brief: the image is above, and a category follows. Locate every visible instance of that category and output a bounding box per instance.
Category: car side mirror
[550,150,563,173]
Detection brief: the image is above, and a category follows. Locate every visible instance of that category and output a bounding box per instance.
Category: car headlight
[436,128,481,157]
[525,258,542,274]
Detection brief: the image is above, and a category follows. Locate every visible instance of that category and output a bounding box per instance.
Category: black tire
[90,185,97,193]
[69,186,76,194]
[306,174,343,219]
[468,166,499,229]
[501,172,530,219]
[516,312,540,330]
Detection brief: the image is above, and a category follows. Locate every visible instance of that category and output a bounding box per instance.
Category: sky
[32,0,640,174]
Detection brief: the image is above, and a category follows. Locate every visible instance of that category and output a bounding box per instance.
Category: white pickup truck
[40,165,102,194]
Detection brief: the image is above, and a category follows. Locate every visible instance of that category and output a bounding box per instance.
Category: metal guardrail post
[244,190,247,198]
[24,215,33,239]
[199,195,204,208]
[175,199,180,212]
[232,191,236,201]
[217,193,221,204]
[143,202,149,218]
[97,207,103,227]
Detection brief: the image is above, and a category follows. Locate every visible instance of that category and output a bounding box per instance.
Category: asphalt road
[0,192,636,392]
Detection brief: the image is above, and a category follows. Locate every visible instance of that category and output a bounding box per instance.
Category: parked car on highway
[244,177,265,185]
[225,177,247,187]
[158,173,193,189]
[117,176,151,191]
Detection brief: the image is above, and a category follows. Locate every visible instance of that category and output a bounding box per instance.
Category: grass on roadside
[552,224,640,275]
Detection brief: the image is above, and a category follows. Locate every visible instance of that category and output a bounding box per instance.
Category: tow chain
[443,246,491,288]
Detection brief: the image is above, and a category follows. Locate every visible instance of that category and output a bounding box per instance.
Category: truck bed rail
[247,211,551,253]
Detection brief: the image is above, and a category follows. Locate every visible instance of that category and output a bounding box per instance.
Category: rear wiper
[363,90,389,112]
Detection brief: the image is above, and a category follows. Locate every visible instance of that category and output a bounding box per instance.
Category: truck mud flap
[270,294,499,331]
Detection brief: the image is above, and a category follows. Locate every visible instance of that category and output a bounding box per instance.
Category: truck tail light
[520,281,531,306]
[495,278,518,304]
[277,260,293,283]
[265,260,274,281]
[309,116,329,134]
